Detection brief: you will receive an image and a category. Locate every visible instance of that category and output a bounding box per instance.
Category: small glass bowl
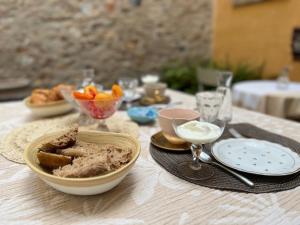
[76,98,121,120]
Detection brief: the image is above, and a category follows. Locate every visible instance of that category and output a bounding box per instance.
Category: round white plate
[212,138,300,176]
[131,93,142,101]
[121,93,141,102]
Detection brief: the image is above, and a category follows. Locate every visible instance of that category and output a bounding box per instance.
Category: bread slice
[37,151,72,169]
[53,144,132,178]
[58,141,108,157]
[53,153,111,178]
[39,127,78,153]
[106,145,132,170]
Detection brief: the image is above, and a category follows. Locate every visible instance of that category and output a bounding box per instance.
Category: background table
[1,89,300,225]
[233,80,300,119]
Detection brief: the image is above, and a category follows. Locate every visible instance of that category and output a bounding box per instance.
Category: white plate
[24,97,73,118]
[122,93,141,102]
[132,93,142,101]
[212,138,300,176]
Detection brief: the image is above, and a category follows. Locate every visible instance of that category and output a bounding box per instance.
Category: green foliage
[161,59,266,94]
[161,61,198,94]
[197,59,264,84]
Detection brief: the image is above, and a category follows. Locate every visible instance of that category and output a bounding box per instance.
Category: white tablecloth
[233,80,300,118]
[1,90,300,224]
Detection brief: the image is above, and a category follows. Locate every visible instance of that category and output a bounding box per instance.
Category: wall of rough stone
[0,0,212,87]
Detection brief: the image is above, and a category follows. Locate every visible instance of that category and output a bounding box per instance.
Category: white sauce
[176,120,222,144]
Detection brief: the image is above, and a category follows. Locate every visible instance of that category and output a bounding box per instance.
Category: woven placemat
[0,113,139,164]
[150,123,300,193]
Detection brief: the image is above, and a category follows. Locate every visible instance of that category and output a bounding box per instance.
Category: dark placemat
[150,123,300,193]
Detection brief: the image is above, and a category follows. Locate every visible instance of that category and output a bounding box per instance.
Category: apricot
[84,85,98,97]
[112,84,123,98]
[73,91,94,100]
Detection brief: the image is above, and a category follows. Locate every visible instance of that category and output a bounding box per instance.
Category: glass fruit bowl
[76,97,120,120]
[73,84,123,128]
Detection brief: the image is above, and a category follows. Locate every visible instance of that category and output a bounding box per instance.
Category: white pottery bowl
[24,97,73,117]
[24,131,140,195]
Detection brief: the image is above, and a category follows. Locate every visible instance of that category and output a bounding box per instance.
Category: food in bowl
[36,128,132,178]
[158,108,200,145]
[24,129,140,195]
[73,84,123,119]
[30,84,75,105]
[25,84,75,117]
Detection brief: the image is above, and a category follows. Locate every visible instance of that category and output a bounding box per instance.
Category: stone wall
[0,0,212,88]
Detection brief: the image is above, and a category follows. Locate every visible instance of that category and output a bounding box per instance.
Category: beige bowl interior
[24,130,140,187]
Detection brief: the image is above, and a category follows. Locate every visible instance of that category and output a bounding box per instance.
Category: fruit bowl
[72,84,123,123]
[76,98,120,119]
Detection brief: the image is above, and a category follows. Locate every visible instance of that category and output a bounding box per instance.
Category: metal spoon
[199,151,255,188]
[228,128,246,139]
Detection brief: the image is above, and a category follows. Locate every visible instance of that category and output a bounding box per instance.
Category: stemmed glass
[75,97,120,130]
[118,77,138,109]
[172,91,225,180]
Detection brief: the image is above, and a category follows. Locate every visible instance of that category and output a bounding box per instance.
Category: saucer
[140,95,170,106]
[151,131,190,151]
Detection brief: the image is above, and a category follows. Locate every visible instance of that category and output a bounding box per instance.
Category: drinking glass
[82,69,95,87]
[118,77,138,109]
[217,71,233,123]
[173,91,225,180]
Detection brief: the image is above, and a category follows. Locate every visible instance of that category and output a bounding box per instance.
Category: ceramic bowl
[24,130,140,195]
[127,106,157,124]
[144,82,167,98]
[158,108,200,144]
[24,97,73,118]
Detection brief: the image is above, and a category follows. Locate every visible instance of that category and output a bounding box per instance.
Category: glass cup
[82,69,95,87]
[173,91,225,180]
[217,71,233,123]
[118,77,138,109]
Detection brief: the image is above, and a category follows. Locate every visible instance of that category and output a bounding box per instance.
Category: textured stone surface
[0,0,212,88]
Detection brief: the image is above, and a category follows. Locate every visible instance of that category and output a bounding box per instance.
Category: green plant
[198,59,264,84]
[161,59,267,94]
[161,61,198,94]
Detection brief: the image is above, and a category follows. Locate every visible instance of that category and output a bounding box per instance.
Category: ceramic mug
[158,108,200,145]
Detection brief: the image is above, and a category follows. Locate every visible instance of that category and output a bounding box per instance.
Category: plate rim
[212,138,300,176]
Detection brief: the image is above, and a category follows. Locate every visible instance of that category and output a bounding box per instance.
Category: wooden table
[1,89,300,225]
